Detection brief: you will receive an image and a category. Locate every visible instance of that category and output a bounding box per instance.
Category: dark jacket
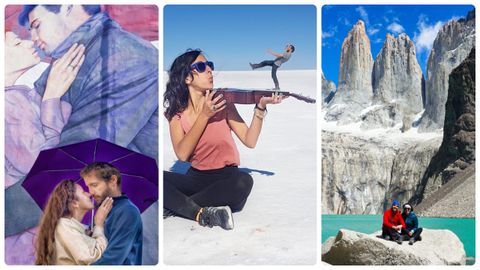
[34,12,159,161]
[402,211,419,233]
[93,195,143,265]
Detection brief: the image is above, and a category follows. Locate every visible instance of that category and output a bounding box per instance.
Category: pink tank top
[177,109,240,170]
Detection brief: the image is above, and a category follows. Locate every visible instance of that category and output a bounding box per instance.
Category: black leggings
[382,226,402,240]
[252,60,279,89]
[403,227,423,241]
[164,166,254,220]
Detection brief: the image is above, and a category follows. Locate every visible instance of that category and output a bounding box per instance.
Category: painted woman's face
[187,54,214,91]
[5,32,41,73]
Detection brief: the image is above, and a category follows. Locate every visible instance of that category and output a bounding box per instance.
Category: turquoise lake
[322,215,475,264]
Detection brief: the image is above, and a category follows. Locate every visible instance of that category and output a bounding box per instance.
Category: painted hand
[43,43,85,101]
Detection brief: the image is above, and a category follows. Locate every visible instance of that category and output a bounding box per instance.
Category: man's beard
[94,188,113,208]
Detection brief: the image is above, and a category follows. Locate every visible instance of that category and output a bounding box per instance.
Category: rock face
[321,12,475,217]
[419,11,475,131]
[411,48,475,205]
[322,229,466,265]
[326,20,373,123]
[322,131,441,214]
[366,33,425,129]
[372,33,424,112]
[359,103,404,129]
[415,164,474,218]
[321,72,336,103]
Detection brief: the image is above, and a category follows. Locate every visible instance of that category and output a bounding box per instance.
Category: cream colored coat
[54,217,108,265]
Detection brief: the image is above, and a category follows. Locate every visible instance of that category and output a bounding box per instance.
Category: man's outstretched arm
[267,48,284,58]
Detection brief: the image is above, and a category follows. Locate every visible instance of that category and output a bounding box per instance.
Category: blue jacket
[93,195,143,265]
[402,211,419,233]
[34,12,158,161]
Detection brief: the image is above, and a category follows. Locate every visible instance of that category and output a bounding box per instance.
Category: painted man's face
[28,5,71,55]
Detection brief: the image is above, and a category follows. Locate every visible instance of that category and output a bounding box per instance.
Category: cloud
[413,15,444,55]
[384,12,399,24]
[322,26,337,39]
[355,6,369,25]
[387,22,405,34]
[368,28,380,35]
[367,23,383,36]
[322,30,335,38]
[323,5,333,11]
[338,16,350,26]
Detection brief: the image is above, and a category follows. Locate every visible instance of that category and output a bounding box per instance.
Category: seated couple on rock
[382,200,423,245]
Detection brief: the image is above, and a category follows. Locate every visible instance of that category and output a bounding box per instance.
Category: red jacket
[383,208,406,229]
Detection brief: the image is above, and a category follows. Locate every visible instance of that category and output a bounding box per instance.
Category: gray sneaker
[396,236,403,245]
[409,238,415,245]
[198,206,234,230]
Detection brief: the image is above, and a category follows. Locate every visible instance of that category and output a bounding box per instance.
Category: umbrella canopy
[22,138,158,222]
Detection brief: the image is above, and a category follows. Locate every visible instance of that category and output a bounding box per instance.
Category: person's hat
[403,204,412,210]
[392,200,400,208]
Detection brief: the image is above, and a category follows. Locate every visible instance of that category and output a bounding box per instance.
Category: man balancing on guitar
[250,44,295,90]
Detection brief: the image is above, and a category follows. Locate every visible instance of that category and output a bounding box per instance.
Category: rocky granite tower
[326,20,373,123]
[419,10,475,131]
[372,33,423,113]
[321,72,336,104]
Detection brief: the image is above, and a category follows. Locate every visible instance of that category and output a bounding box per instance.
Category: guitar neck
[287,92,316,104]
[217,88,316,104]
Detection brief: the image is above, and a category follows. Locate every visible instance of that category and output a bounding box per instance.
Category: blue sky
[164,5,316,71]
[322,5,474,85]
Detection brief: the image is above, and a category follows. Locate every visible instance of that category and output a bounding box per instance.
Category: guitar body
[214,88,316,104]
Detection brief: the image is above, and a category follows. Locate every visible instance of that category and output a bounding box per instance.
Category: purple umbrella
[22,138,158,224]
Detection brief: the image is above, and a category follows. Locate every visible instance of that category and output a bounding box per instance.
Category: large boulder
[322,229,466,265]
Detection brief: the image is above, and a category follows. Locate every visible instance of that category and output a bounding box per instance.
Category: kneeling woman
[164,50,284,230]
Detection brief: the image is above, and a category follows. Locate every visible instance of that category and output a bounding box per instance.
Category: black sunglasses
[190,61,214,73]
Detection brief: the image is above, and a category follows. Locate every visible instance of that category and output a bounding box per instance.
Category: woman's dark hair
[164,49,202,121]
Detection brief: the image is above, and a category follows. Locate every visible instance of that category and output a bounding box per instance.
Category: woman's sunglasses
[190,61,214,73]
